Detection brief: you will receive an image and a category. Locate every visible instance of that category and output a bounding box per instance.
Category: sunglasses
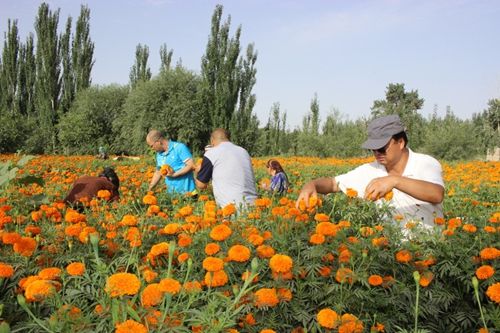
[372,140,392,154]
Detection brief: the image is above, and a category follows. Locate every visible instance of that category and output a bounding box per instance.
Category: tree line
[0,3,498,160]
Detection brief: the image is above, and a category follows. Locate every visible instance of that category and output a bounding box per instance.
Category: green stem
[473,277,487,329]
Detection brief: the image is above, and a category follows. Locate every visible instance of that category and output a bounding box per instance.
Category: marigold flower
[159,278,181,294]
[316,222,337,236]
[142,194,157,205]
[204,270,228,287]
[0,262,14,278]
[317,308,339,329]
[120,214,138,226]
[2,232,21,244]
[163,223,180,235]
[346,188,358,198]
[462,224,477,233]
[183,280,202,292]
[256,245,275,258]
[228,245,251,262]
[371,323,385,332]
[25,279,56,302]
[25,225,41,236]
[269,254,293,273]
[115,319,148,333]
[485,282,500,304]
[160,164,173,176]
[141,283,164,306]
[395,250,412,263]
[204,242,220,255]
[261,330,276,333]
[203,257,224,272]
[178,252,190,263]
[254,288,279,308]
[105,272,141,298]
[222,203,237,217]
[368,274,383,286]
[335,267,354,284]
[339,249,352,263]
[476,265,495,280]
[209,224,232,241]
[66,262,85,276]
[314,213,330,222]
[419,271,434,287]
[480,247,500,260]
[13,237,37,256]
[38,267,62,280]
[309,233,325,245]
[97,189,111,200]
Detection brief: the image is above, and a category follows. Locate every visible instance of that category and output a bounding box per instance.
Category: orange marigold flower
[247,233,264,246]
[0,262,14,278]
[256,245,275,258]
[419,271,434,287]
[316,222,337,236]
[160,164,173,176]
[2,231,21,244]
[142,194,157,205]
[317,308,339,329]
[314,213,330,222]
[462,224,477,233]
[486,282,500,304]
[269,254,293,273]
[254,288,279,308]
[177,234,192,247]
[205,242,220,255]
[339,249,352,263]
[261,330,276,333]
[66,262,85,276]
[480,247,500,260]
[159,278,181,294]
[142,268,158,283]
[38,267,62,280]
[163,223,180,235]
[368,274,383,286]
[115,319,148,333]
[228,245,251,262]
[178,205,193,217]
[13,237,37,256]
[277,287,292,302]
[25,225,41,236]
[141,283,164,307]
[204,270,228,287]
[484,226,496,233]
[25,279,56,302]
[335,267,354,284]
[105,272,141,298]
[222,203,236,217]
[395,250,412,263]
[309,233,325,245]
[150,242,169,257]
[476,265,495,280]
[372,237,389,247]
[97,190,111,200]
[209,224,232,241]
[434,217,445,225]
[203,257,224,272]
[346,188,358,198]
[178,252,190,263]
[183,280,202,293]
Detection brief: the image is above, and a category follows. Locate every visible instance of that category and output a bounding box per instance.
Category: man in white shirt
[296,115,445,228]
[195,128,258,208]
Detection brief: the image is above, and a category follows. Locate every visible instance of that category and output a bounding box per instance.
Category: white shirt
[335,149,444,228]
[202,142,257,208]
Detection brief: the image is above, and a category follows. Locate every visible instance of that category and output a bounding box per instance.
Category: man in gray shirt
[195,128,257,208]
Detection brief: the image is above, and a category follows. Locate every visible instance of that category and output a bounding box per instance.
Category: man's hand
[364,176,396,201]
[295,177,339,208]
[295,182,318,209]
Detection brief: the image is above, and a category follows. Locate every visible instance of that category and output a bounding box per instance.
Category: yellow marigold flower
[209,224,232,241]
[159,278,181,294]
[395,250,412,263]
[178,205,193,217]
[38,267,62,280]
[141,283,164,307]
[115,319,148,333]
[476,265,495,280]
[150,242,169,257]
[204,270,228,287]
[480,247,500,260]
[254,288,279,308]
[25,279,56,302]
[486,282,500,303]
[0,262,14,278]
[368,274,383,286]
[203,257,224,272]
[269,254,293,273]
[205,242,221,255]
[227,244,251,262]
[317,308,339,329]
[120,214,138,226]
[105,272,141,298]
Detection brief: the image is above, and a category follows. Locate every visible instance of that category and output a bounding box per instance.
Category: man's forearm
[393,176,444,204]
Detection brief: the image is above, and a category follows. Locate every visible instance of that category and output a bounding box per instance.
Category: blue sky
[1,0,499,128]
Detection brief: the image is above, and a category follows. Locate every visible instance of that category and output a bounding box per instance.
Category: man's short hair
[147,129,164,143]
[211,128,230,141]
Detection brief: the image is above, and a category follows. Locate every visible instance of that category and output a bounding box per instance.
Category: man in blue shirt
[146,129,196,194]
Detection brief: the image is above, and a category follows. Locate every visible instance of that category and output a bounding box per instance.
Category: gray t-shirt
[197,141,257,208]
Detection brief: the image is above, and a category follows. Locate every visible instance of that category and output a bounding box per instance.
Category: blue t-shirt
[156,141,195,194]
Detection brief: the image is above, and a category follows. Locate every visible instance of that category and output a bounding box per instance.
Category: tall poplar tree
[34,3,61,152]
[129,43,151,88]
[16,33,36,117]
[72,5,94,92]
[1,19,20,114]
[59,16,73,114]
[159,43,173,73]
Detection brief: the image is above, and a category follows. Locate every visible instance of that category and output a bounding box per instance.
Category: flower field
[0,154,499,333]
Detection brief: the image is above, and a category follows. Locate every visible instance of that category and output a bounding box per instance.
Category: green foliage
[115,67,208,155]
[58,85,128,154]
[129,43,152,89]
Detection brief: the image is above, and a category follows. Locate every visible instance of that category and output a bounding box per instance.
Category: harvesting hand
[364,176,395,201]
